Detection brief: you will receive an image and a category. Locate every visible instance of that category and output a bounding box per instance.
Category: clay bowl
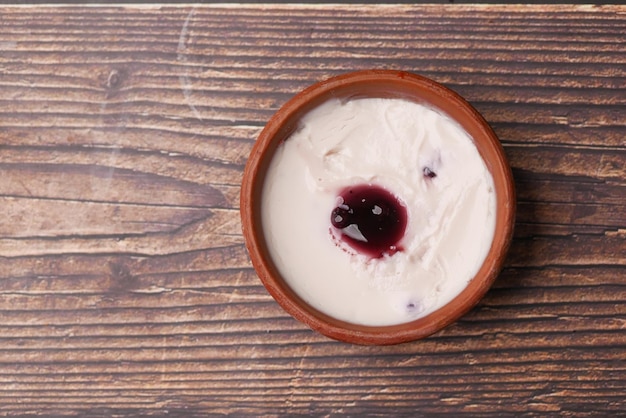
[241,70,515,345]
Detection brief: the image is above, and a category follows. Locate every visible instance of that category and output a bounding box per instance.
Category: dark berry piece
[405,300,422,314]
[330,184,407,258]
[423,166,437,179]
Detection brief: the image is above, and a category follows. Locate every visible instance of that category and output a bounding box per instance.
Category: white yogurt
[261,98,496,326]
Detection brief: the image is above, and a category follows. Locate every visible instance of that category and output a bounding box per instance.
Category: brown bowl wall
[241,70,516,345]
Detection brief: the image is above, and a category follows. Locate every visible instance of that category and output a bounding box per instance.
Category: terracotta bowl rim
[240,69,516,345]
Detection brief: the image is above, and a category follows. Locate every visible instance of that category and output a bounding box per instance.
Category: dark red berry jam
[330,184,407,258]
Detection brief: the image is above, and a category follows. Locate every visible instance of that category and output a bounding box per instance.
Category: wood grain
[0,4,624,416]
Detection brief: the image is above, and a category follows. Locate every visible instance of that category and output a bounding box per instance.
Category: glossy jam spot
[330,184,407,258]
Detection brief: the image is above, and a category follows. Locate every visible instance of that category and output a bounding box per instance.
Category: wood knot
[106,69,124,90]
[107,261,137,292]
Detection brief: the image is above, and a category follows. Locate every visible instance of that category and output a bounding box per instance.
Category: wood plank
[0,4,624,417]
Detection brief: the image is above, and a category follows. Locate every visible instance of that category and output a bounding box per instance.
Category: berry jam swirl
[330,184,407,258]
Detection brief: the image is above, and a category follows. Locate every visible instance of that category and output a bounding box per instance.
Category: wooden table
[0,4,624,416]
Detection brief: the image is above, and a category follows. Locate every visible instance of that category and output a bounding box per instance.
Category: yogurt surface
[261,98,496,326]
